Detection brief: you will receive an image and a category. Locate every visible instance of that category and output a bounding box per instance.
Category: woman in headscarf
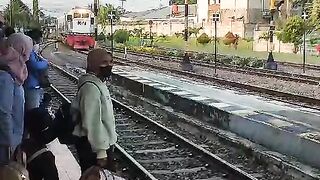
[0,33,33,165]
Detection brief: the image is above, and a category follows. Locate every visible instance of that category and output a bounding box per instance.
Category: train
[58,7,96,50]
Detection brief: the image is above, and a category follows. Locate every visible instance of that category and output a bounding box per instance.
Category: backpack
[38,68,50,88]
[0,146,29,180]
[80,166,125,180]
[53,102,80,145]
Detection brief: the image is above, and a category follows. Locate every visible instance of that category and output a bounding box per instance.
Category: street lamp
[108,11,116,56]
[94,0,99,40]
[213,13,219,74]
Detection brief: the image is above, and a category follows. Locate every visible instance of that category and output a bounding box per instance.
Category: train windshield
[82,13,89,18]
[74,12,81,18]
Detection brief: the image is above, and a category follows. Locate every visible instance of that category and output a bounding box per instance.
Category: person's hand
[96,157,108,168]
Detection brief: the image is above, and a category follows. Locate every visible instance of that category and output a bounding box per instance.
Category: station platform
[47,140,81,180]
[111,65,320,169]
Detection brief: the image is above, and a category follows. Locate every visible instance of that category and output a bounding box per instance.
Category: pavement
[112,65,320,169]
[47,139,81,180]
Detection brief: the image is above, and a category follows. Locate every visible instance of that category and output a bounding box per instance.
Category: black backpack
[53,102,80,145]
[38,68,50,88]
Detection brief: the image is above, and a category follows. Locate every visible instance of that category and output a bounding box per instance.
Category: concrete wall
[197,0,209,22]
[253,30,295,53]
[100,21,196,36]
[220,0,247,9]
[102,20,245,38]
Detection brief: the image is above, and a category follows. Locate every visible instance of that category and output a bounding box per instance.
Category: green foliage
[172,0,197,4]
[174,32,184,38]
[311,0,320,30]
[258,32,270,41]
[97,32,106,41]
[114,29,130,44]
[197,33,211,45]
[242,37,254,42]
[33,0,39,23]
[130,28,143,38]
[98,4,121,31]
[276,16,312,47]
[155,34,169,42]
[4,0,33,28]
[188,27,202,37]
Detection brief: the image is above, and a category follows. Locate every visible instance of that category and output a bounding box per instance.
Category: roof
[122,7,170,20]
[122,4,197,21]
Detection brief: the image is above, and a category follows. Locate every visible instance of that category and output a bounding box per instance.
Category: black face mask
[99,66,113,80]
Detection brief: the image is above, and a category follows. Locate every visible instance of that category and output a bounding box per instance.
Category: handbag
[0,146,29,180]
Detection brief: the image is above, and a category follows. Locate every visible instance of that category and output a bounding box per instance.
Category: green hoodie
[71,73,117,159]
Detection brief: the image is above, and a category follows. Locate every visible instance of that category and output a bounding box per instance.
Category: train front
[65,8,95,50]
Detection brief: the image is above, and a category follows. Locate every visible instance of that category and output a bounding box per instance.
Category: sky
[0,0,170,17]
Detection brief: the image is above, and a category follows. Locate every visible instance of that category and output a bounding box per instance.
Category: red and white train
[58,7,96,50]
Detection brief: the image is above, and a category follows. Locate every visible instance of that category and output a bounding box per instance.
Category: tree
[4,0,33,28]
[310,0,320,30]
[130,28,143,38]
[197,33,210,45]
[114,29,130,44]
[277,15,313,53]
[98,4,121,32]
[189,27,202,38]
[33,0,39,24]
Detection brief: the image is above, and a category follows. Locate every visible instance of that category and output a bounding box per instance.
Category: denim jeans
[12,85,25,148]
[25,88,44,111]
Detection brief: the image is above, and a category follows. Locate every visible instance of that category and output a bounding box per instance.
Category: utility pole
[183,0,189,62]
[181,0,193,71]
[108,11,116,56]
[264,0,277,70]
[10,0,13,27]
[302,1,307,73]
[213,13,219,74]
[149,20,153,47]
[94,0,99,40]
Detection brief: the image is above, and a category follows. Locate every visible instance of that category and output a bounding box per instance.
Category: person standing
[71,49,117,173]
[24,29,49,110]
[0,33,33,165]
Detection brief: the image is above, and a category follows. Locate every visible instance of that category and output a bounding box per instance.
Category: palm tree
[4,0,33,28]
[119,0,126,12]
[33,0,39,24]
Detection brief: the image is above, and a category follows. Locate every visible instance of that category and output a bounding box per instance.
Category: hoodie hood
[78,73,103,89]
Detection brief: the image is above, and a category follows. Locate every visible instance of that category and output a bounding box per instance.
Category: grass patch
[152,36,320,65]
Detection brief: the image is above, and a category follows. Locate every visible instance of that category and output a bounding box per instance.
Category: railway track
[130,46,320,72]
[48,63,257,180]
[105,47,320,85]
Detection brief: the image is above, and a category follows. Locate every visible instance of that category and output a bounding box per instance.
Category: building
[117,0,279,38]
[119,5,197,36]
[197,0,272,38]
